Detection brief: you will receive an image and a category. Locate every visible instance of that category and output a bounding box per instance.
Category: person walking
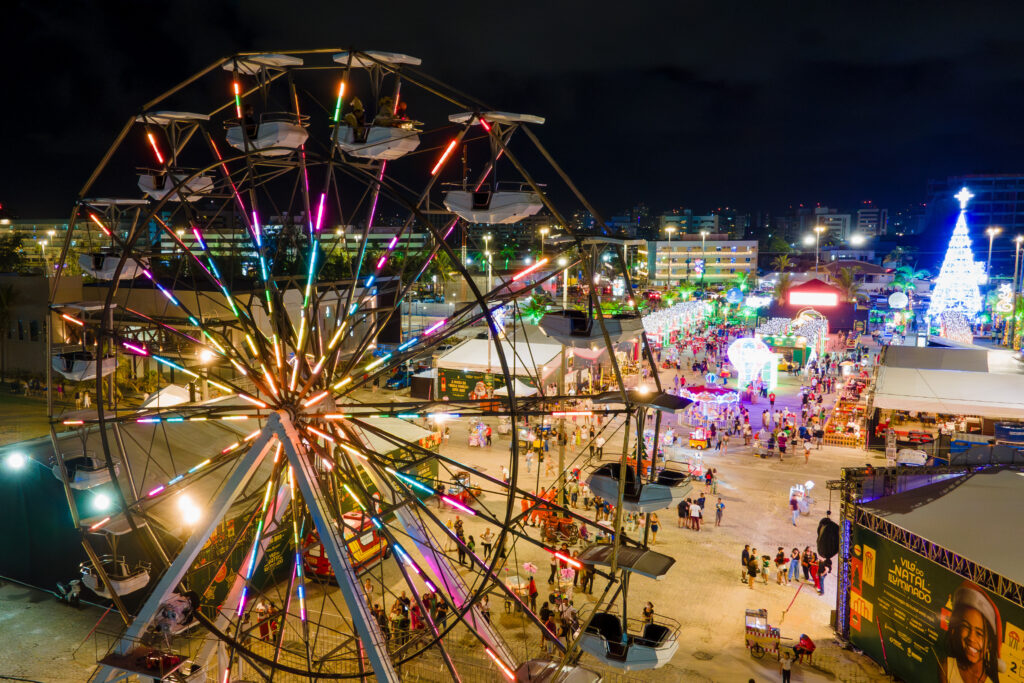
[548,552,558,584]
[747,549,759,589]
[481,528,494,557]
[528,577,539,613]
[715,497,724,526]
[480,594,491,623]
[775,547,788,585]
[650,513,660,544]
[790,495,800,526]
[780,651,794,683]
[788,548,801,584]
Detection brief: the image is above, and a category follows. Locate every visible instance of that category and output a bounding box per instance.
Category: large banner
[849,525,1024,682]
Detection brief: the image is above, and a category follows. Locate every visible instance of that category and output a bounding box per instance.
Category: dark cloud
[6,0,1024,217]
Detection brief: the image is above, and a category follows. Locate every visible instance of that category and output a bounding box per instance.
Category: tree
[0,284,15,379]
[771,254,793,273]
[518,292,550,324]
[499,244,516,271]
[773,272,793,304]
[767,236,791,259]
[0,233,25,273]
[884,246,906,267]
[834,266,866,303]
[893,265,929,295]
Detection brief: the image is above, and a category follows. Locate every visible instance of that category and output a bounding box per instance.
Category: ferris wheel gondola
[443,111,546,224]
[332,51,423,160]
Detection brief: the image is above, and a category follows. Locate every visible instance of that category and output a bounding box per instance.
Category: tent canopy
[860,468,1024,586]
[493,379,539,397]
[436,338,562,377]
[141,384,192,409]
[873,347,1024,418]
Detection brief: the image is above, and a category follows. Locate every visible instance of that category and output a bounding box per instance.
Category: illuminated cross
[954,186,974,209]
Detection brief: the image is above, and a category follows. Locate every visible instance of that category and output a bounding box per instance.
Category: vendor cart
[449,470,482,507]
[496,416,512,435]
[745,608,781,659]
[688,427,711,450]
[542,515,580,546]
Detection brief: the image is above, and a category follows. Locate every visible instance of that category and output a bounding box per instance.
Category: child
[761,554,771,584]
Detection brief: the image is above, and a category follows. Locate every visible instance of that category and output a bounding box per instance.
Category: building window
[29,320,39,342]
[17,320,24,341]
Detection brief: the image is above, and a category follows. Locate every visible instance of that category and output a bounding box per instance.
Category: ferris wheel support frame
[276,413,400,683]
[88,417,279,683]
[193,482,293,677]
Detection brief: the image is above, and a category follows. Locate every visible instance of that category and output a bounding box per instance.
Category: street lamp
[483,234,492,292]
[986,226,1002,281]
[664,225,677,288]
[539,227,549,256]
[699,230,709,289]
[558,256,568,309]
[813,225,827,275]
[849,233,866,247]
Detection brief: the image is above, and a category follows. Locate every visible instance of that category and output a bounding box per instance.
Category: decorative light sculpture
[727,337,773,388]
[927,187,984,321]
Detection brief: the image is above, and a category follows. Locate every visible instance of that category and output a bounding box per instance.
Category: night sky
[6,1,1024,218]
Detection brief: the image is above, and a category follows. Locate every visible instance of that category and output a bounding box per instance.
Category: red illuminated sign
[789,291,838,306]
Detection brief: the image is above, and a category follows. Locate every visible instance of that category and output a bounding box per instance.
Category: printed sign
[850,526,1024,681]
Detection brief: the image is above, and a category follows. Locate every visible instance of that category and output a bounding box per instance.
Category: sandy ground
[0,335,894,682]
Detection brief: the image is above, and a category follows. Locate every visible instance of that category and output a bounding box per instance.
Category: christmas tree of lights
[927,187,984,321]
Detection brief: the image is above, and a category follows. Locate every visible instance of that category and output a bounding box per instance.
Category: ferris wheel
[47,49,684,682]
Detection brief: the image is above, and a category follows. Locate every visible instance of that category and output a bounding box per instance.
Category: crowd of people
[740,544,833,594]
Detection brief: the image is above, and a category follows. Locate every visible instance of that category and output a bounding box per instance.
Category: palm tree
[519,292,550,324]
[733,271,752,292]
[773,272,794,304]
[884,246,906,267]
[893,265,929,293]
[835,266,867,303]
[0,284,16,380]
[499,244,516,271]
[771,254,792,273]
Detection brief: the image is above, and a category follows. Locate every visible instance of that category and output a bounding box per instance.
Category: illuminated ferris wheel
[48,49,683,682]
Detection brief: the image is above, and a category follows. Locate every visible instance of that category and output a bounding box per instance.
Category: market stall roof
[592,390,693,414]
[435,338,562,377]
[347,416,435,455]
[493,379,539,397]
[860,468,1024,586]
[873,347,1024,418]
[140,384,191,409]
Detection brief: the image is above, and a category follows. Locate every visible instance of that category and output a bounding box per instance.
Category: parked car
[385,369,413,389]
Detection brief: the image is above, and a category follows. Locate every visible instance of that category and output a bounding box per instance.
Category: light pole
[1012,235,1023,346]
[813,225,826,276]
[664,225,676,288]
[558,256,568,310]
[483,234,492,292]
[699,230,709,289]
[986,226,1002,281]
[539,227,549,257]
